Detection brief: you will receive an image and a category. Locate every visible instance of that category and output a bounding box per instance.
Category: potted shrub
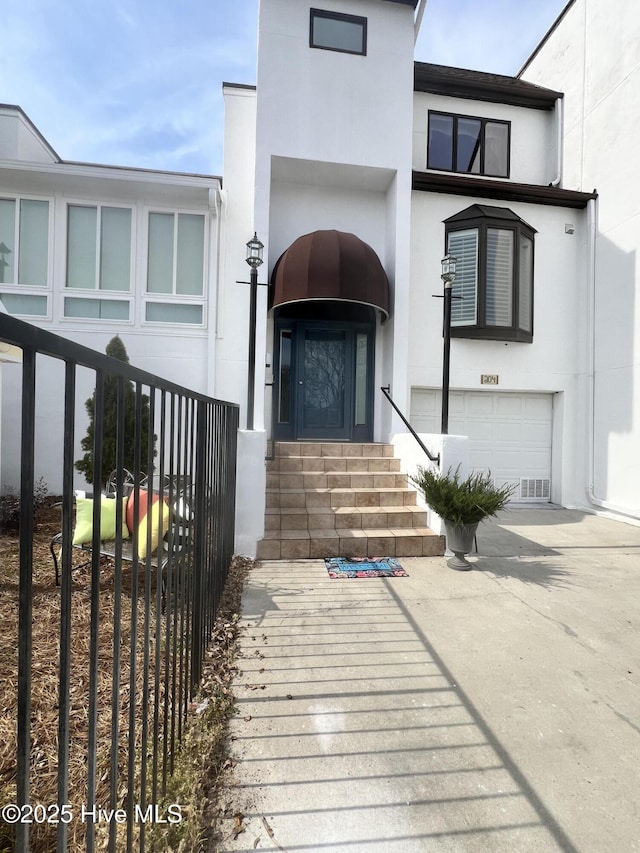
[411,466,515,570]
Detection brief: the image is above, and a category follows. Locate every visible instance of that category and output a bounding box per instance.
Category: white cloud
[1,0,257,173]
[1,0,568,174]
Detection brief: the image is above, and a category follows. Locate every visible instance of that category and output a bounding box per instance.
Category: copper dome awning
[270,230,390,320]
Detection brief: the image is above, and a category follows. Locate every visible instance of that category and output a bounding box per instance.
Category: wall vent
[520,478,551,500]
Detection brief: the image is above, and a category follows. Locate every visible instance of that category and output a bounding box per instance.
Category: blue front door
[273,316,374,442]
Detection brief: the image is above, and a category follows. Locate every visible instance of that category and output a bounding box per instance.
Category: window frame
[427,110,511,179]
[309,8,367,56]
[0,194,52,319]
[143,208,208,329]
[62,200,134,323]
[445,207,535,343]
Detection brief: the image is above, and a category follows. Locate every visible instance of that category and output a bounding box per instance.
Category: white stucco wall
[267,177,388,265]
[254,0,417,436]
[234,429,267,558]
[216,85,259,422]
[256,0,415,172]
[391,432,469,534]
[523,0,640,519]
[412,92,557,186]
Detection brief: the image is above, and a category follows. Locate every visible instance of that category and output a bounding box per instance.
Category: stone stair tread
[267,486,411,494]
[335,504,423,513]
[262,527,438,539]
[257,440,444,560]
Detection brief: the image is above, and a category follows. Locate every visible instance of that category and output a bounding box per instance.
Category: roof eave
[414,63,563,110]
[413,171,597,209]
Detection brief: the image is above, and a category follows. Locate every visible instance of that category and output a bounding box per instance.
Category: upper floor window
[145,212,205,325]
[428,111,510,178]
[64,204,132,321]
[310,8,367,55]
[0,196,49,316]
[445,205,535,343]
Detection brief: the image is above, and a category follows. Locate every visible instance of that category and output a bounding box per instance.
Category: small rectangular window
[354,333,368,426]
[428,112,510,178]
[64,296,130,321]
[0,294,48,316]
[278,330,292,424]
[519,234,533,333]
[310,8,367,55]
[145,302,203,325]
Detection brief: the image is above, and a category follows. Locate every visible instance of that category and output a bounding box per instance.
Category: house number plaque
[481,374,499,385]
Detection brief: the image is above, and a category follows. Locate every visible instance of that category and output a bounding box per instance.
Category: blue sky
[1,0,568,176]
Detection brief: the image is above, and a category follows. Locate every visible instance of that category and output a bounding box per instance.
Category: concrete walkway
[220,509,640,852]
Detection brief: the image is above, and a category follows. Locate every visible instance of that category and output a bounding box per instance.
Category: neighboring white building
[1,0,637,554]
[520,0,640,520]
[0,104,223,491]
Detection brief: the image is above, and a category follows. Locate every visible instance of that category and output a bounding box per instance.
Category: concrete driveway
[220,509,640,852]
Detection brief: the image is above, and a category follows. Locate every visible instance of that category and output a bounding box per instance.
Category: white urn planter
[444,520,478,571]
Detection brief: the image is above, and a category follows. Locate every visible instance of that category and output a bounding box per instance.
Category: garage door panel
[449,394,467,415]
[464,394,496,416]
[494,421,550,443]
[410,389,553,502]
[453,418,495,440]
[522,395,553,418]
[495,396,524,417]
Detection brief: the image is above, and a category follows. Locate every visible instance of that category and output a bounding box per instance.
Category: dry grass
[0,502,250,853]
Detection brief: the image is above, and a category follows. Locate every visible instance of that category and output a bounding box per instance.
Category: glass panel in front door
[302,329,346,430]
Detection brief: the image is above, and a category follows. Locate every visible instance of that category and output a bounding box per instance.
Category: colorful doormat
[325,557,407,578]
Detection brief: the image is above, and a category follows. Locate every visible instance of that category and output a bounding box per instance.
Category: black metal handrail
[381,385,440,466]
[0,313,239,853]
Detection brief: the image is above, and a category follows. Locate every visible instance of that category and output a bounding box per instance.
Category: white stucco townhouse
[1,0,637,557]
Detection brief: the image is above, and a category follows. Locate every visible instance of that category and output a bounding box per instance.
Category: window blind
[448,229,478,326]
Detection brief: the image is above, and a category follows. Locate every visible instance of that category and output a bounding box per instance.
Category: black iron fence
[0,314,239,853]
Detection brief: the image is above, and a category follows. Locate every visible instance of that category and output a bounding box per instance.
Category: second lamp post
[440,254,457,435]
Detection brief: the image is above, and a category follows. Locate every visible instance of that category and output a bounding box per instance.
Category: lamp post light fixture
[245,232,264,430]
[440,254,457,435]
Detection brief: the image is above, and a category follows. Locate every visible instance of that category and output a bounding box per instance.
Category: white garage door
[410,390,553,502]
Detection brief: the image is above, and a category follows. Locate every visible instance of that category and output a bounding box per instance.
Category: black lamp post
[440,254,457,435]
[245,232,264,430]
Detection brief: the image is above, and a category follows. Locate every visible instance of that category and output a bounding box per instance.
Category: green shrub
[75,336,156,489]
[411,466,515,525]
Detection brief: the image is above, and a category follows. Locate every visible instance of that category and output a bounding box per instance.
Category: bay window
[445,205,535,342]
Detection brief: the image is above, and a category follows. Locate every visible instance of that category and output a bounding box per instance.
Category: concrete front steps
[256,441,445,560]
